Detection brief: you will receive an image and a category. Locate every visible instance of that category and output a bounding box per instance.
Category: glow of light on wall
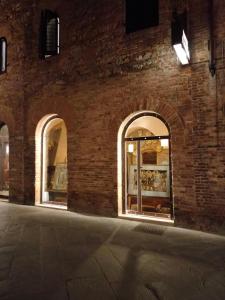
[128,143,134,153]
[173,30,190,65]
[6,144,9,155]
[160,139,169,148]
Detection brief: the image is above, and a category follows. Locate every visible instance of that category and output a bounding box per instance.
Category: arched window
[119,112,173,221]
[40,10,60,58]
[0,37,7,73]
[35,115,67,208]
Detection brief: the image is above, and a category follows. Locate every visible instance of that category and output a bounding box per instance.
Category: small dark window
[171,11,188,45]
[40,10,59,58]
[0,38,7,73]
[126,0,159,34]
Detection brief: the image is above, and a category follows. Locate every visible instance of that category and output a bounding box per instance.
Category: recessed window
[40,10,59,58]
[126,0,159,34]
[0,38,7,73]
[171,11,190,65]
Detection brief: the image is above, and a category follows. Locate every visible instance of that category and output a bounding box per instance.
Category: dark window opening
[171,11,188,45]
[40,10,59,58]
[0,38,7,73]
[126,0,159,34]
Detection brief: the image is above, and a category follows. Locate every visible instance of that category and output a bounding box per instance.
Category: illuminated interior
[124,115,172,219]
[41,117,68,205]
[0,124,9,198]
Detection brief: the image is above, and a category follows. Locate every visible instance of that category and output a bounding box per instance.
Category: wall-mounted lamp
[172,11,190,65]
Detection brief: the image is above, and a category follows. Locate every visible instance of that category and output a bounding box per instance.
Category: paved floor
[0,202,224,300]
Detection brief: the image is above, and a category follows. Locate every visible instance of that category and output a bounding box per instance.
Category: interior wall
[53,122,67,165]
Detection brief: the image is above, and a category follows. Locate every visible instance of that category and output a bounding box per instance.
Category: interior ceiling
[126,116,169,137]
[46,118,64,134]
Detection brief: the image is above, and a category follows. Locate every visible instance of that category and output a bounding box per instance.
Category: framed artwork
[128,165,170,197]
[52,163,67,191]
[142,151,157,164]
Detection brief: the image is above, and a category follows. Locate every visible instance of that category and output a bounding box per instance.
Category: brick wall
[0,2,27,203]
[0,0,224,232]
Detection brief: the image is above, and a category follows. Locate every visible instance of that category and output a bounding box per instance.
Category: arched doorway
[118,112,173,220]
[0,123,9,199]
[35,115,68,208]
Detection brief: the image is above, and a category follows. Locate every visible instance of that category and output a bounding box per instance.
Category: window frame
[0,37,7,74]
[40,9,60,59]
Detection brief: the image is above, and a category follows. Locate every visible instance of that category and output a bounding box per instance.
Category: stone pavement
[0,201,224,300]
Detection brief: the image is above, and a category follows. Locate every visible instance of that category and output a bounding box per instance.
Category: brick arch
[0,105,15,135]
[26,97,75,136]
[117,98,185,136]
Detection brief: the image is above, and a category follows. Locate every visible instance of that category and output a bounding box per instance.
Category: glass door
[125,137,171,218]
[140,138,171,218]
[125,141,139,213]
[123,113,172,219]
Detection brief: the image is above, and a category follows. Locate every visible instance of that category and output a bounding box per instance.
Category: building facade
[0,0,224,232]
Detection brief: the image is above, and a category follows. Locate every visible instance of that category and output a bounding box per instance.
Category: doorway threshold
[36,203,67,210]
[119,213,174,225]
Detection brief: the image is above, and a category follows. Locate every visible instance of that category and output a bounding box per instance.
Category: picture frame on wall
[52,163,67,191]
[128,165,170,197]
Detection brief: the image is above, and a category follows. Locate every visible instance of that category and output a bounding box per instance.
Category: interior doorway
[123,113,173,220]
[36,115,68,207]
[0,123,9,199]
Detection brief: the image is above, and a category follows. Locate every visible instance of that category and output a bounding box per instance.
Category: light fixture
[172,11,190,65]
[160,139,169,148]
[6,144,9,155]
[128,143,134,153]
